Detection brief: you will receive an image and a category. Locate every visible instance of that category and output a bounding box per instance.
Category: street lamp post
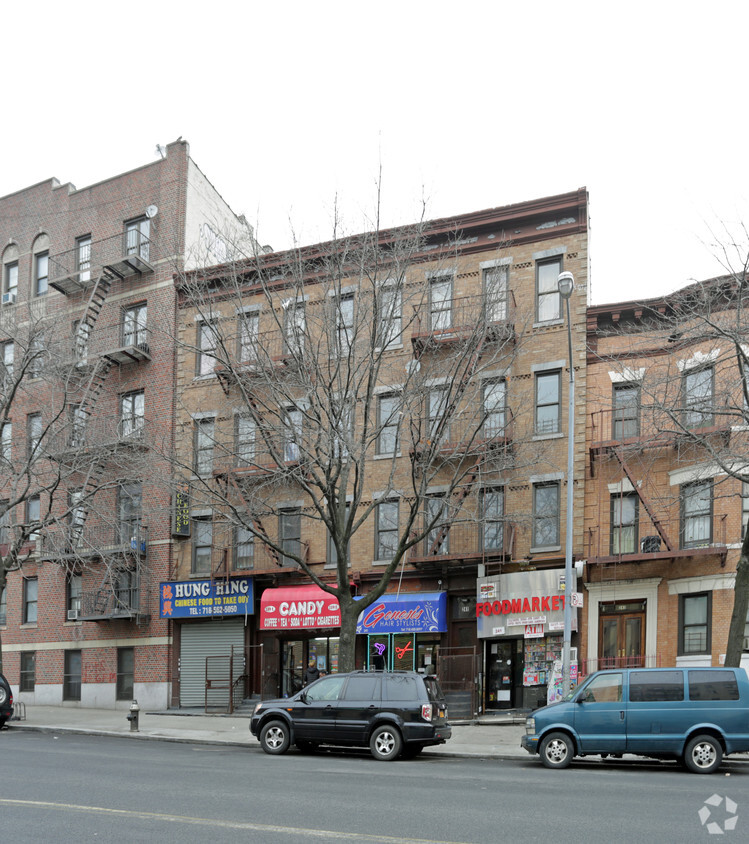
[558,271,575,697]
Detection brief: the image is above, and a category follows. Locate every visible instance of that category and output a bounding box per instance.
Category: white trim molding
[585,578,661,664]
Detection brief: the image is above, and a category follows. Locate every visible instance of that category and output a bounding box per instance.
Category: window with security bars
[123,304,147,347]
[120,391,145,439]
[679,593,711,655]
[126,218,150,261]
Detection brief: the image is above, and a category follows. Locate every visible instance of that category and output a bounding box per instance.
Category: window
[194,418,215,476]
[579,672,623,703]
[28,333,47,378]
[197,321,218,376]
[681,480,712,548]
[483,266,508,322]
[4,261,18,298]
[117,647,135,700]
[377,393,400,454]
[743,483,749,540]
[283,406,302,463]
[67,574,82,618]
[535,371,561,435]
[629,670,683,702]
[679,593,711,655]
[69,404,87,448]
[123,303,147,347]
[64,649,82,701]
[483,380,506,438]
[689,669,739,701]
[236,416,255,467]
[234,525,254,570]
[238,311,259,364]
[335,294,354,355]
[192,517,213,574]
[481,487,504,551]
[120,391,145,440]
[26,495,40,543]
[425,495,449,555]
[280,509,301,567]
[305,675,345,702]
[428,387,449,443]
[0,501,10,545]
[35,251,49,297]
[114,569,139,611]
[0,586,6,625]
[118,483,142,546]
[429,274,452,331]
[536,257,562,322]
[23,577,38,624]
[610,493,638,555]
[73,319,89,363]
[612,383,640,440]
[284,301,306,355]
[377,285,402,349]
[69,489,85,546]
[375,500,399,561]
[683,366,714,429]
[533,482,560,548]
[1,340,13,381]
[1,422,11,463]
[20,651,36,692]
[76,235,91,283]
[126,217,150,261]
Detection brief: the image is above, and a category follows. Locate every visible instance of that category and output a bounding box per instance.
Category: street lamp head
[558,272,575,300]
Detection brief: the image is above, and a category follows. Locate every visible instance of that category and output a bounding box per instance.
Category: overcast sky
[3,1,747,304]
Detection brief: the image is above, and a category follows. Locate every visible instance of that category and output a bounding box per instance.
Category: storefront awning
[356,591,447,634]
[260,584,341,631]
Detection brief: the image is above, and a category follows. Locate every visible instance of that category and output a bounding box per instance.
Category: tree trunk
[724,527,749,666]
[337,596,361,673]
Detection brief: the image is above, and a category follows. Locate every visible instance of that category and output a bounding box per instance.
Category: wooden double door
[598,601,646,669]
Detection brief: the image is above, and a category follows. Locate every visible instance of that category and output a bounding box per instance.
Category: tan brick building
[0,140,253,709]
[170,188,589,713]
[583,281,749,677]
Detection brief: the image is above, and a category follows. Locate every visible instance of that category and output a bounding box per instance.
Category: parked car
[250,670,452,761]
[0,673,13,729]
[522,666,749,773]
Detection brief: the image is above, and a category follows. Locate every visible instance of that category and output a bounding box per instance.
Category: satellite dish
[145,205,159,219]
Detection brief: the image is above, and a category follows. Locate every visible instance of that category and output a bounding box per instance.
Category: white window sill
[533,431,564,441]
[374,452,401,460]
[530,545,562,554]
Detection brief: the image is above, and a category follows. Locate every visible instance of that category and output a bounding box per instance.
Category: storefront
[356,592,447,673]
[159,576,254,707]
[476,570,577,710]
[259,584,342,696]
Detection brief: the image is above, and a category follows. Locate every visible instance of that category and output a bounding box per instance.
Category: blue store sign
[160,577,254,619]
[356,592,447,634]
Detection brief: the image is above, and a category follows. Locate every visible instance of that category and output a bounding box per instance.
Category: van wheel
[370,725,402,761]
[539,732,574,769]
[684,734,722,774]
[260,720,291,755]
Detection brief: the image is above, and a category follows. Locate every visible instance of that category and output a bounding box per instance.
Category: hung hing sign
[160,577,254,619]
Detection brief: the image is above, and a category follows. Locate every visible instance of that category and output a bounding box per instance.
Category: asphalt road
[1,731,746,843]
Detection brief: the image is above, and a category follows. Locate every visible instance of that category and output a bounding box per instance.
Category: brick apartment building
[583,281,749,676]
[0,140,254,709]
[166,188,589,713]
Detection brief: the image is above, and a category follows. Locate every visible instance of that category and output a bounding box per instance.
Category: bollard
[127,699,140,732]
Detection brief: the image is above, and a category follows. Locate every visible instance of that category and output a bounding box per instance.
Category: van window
[688,670,740,701]
[580,673,622,702]
[629,671,684,702]
[342,675,381,701]
[424,677,444,702]
[383,674,420,701]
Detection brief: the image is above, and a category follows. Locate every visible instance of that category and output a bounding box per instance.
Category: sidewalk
[4,705,528,759]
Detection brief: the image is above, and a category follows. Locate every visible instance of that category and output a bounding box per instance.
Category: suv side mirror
[298,690,307,704]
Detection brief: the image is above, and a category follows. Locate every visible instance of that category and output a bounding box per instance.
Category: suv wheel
[539,731,574,769]
[684,734,722,774]
[370,725,402,761]
[0,686,7,706]
[260,720,291,755]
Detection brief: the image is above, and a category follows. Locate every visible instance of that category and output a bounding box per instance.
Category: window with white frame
[425,495,449,555]
[483,379,506,438]
[69,489,85,545]
[236,415,255,467]
[429,275,452,332]
[536,257,562,322]
[283,406,302,463]
[375,500,399,561]
[26,495,40,543]
[73,319,89,363]
[681,480,712,548]
[335,294,355,355]
[123,303,148,347]
[481,487,504,552]
[331,399,353,460]
[4,261,18,299]
[377,393,400,454]
[377,284,402,349]
[610,493,638,555]
[27,413,42,456]
[1,340,13,381]
[234,524,254,570]
[120,391,145,439]
[195,418,215,476]
[679,592,711,655]
[197,321,218,376]
[535,371,561,435]
[533,482,560,548]
[192,517,213,574]
[118,483,142,546]
[76,235,91,283]
[23,577,38,624]
[280,509,301,567]
[613,382,640,440]
[428,386,449,444]
[69,404,87,448]
[1,422,11,463]
[28,332,47,378]
[239,311,259,364]
[683,366,714,429]
[67,574,82,618]
[126,217,150,261]
[35,251,49,297]
[483,266,508,322]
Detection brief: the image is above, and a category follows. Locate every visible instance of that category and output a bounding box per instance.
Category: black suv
[250,670,451,761]
[0,673,13,729]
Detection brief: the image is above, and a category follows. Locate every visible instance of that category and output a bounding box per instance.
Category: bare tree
[173,210,555,672]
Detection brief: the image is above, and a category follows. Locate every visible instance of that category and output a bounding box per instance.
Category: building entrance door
[598,601,646,669]
[485,640,518,710]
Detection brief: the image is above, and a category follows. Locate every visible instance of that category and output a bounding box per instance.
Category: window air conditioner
[641,535,661,553]
[67,609,80,621]
[2,291,17,305]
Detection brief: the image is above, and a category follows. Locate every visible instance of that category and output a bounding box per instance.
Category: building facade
[0,140,253,708]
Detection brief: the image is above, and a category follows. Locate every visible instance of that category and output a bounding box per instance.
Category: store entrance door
[598,601,646,669]
[485,640,518,710]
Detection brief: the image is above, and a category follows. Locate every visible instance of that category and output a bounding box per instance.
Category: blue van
[521,667,749,773]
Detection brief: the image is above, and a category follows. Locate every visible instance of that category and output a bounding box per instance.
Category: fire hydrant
[127,699,140,732]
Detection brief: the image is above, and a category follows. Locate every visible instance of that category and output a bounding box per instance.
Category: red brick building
[0,140,253,709]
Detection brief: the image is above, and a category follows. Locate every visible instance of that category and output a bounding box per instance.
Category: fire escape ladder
[226,474,282,566]
[612,447,675,552]
[75,270,114,358]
